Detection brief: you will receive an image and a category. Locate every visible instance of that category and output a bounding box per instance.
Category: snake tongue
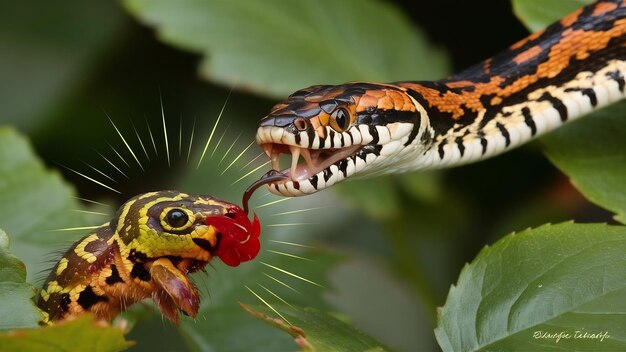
[242,169,289,213]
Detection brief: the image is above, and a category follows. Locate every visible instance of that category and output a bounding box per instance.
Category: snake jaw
[252,82,422,197]
[251,121,417,197]
[263,142,362,182]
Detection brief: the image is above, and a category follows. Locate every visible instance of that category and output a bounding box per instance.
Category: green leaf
[543,102,626,223]
[435,222,626,351]
[0,315,132,352]
[122,0,449,98]
[126,241,344,351]
[0,0,125,132]
[0,127,85,281]
[511,0,592,32]
[512,0,626,222]
[0,229,42,329]
[178,249,344,351]
[242,303,388,351]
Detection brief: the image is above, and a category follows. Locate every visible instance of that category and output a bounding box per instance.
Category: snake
[249,0,626,198]
[37,191,260,324]
[37,0,625,324]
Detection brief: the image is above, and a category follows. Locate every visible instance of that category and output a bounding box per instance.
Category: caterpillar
[37,190,260,324]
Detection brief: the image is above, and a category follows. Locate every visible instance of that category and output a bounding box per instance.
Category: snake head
[115,191,260,266]
[254,82,422,196]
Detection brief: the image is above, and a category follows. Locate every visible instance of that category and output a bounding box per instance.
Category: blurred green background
[0,0,614,351]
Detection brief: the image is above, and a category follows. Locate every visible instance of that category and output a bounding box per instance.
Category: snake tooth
[251,0,626,196]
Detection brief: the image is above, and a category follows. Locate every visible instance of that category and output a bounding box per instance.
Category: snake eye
[330,108,351,132]
[165,209,189,228]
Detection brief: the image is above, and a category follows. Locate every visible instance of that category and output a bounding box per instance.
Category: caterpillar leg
[149,258,202,323]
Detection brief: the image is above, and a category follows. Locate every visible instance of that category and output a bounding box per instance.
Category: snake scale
[38,0,625,324]
[253,0,626,197]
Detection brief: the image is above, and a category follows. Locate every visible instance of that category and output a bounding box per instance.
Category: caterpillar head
[113,191,260,267]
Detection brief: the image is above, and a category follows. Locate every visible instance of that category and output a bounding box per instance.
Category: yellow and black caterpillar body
[38,191,260,324]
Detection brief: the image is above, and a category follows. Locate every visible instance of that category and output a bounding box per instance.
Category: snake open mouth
[262,143,362,182]
[242,142,363,205]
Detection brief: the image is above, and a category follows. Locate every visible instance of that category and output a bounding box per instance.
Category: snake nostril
[294,118,308,131]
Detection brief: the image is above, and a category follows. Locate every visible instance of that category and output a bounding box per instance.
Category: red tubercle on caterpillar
[205,207,261,267]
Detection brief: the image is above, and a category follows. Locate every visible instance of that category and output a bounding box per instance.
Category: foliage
[0,228,42,330]
[435,223,626,351]
[512,0,592,32]
[0,128,86,281]
[544,103,626,223]
[434,2,626,351]
[242,303,388,351]
[0,0,624,351]
[122,0,448,98]
[0,315,132,352]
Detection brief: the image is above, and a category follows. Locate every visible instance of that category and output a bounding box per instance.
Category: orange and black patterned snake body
[253,0,626,196]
